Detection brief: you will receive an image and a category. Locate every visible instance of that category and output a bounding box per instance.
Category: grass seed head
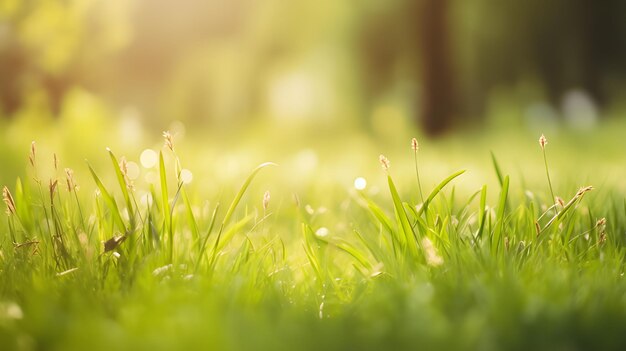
[556,196,565,207]
[411,138,419,151]
[379,154,390,171]
[539,134,547,149]
[49,179,58,204]
[2,186,16,216]
[53,153,58,171]
[119,157,135,191]
[64,168,79,192]
[535,221,541,236]
[576,185,594,197]
[119,157,128,178]
[263,190,271,211]
[163,131,174,151]
[29,141,36,167]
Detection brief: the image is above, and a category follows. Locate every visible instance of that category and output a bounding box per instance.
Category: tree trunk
[419,0,456,136]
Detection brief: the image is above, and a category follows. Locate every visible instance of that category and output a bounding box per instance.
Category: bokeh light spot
[354,177,367,190]
[140,149,157,168]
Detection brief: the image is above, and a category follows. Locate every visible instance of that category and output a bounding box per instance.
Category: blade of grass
[387,175,419,257]
[358,193,393,236]
[86,161,126,233]
[107,148,135,230]
[158,151,173,261]
[418,170,466,215]
[222,162,277,227]
[492,175,509,254]
[477,185,487,239]
[195,203,220,271]
[206,162,276,273]
[302,223,323,284]
[182,188,199,241]
[491,151,504,187]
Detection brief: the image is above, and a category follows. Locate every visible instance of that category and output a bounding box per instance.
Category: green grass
[1,127,626,351]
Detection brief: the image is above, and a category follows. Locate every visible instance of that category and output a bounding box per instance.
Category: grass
[1,127,626,351]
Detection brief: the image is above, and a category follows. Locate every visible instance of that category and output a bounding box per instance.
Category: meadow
[1,117,626,351]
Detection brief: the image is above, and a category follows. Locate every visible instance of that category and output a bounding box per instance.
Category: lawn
[1,117,626,351]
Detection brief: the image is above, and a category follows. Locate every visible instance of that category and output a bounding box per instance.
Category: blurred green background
[1,0,626,189]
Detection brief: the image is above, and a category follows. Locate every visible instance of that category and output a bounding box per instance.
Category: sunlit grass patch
[0,131,625,350]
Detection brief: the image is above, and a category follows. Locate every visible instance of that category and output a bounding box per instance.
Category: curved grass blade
[359,193,393,235]
[387,175,419,257]
[477,185,487,239]
[158,151,175,261]
[194,203,220,271]
[330,238,373,271]
[490,151,504,187]
[492,175,509,254]
[222,162,277,227]
[107,148,135,229]
[206,162,276,272]
[182,188,199,241]
[302,223,323,283]
[86,160,126,233]
[419,170,466,215]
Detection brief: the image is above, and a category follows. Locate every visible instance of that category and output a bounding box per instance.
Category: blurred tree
[0,0,132,117]
[417,0,456,135]
[456,0,626,117]
[357,0,457,136]
[2,0,626,131]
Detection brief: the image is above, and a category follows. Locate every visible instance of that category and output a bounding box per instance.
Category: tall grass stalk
[411,138,424,203]
[539,134,556,205]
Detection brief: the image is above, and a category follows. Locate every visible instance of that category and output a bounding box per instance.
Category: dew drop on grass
[354,177,367,190]
[140,149,158,168]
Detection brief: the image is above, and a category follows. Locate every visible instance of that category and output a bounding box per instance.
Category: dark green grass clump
[1,134,625,351]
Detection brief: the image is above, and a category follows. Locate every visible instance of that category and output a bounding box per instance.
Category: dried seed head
[411,138,419,151]
[597,217,606,227]
[49,179,58,205]
[163,131,174,151]
[535,221,541,236]
[263,190,271,211]
[292,193,300,207]
[539,134,547,149]
[379,154,390,171]
[64,168,79,192]
[504,236,510,251]
[119,157,135,191]
[29,141,36,167]
[53,153,58,171]
[2,186,16,215]
[119,157,128,176]
[555,196,565,207]
[576,185,594,197]
[599,232,607,245]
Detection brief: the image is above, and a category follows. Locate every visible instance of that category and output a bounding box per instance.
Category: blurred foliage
[1,0,626,132]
